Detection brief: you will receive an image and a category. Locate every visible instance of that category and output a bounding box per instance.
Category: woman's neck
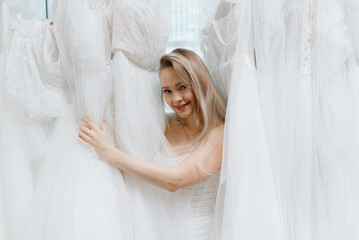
[183,116,198,132]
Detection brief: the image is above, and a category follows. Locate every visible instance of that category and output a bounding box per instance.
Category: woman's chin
[175,110,192,119]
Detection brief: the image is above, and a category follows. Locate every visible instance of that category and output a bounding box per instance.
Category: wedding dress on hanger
[0,1,65,239]
[205,1,359,240]
[109,0,172,239]
[313,0,359,239]
[203,1,283,239]
[21,0,132,239]
[255,1,317,239]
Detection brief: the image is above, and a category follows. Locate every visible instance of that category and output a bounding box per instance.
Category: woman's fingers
[78,136,89,146]
[79,131,92,144]
[81,117,98,130]
[100,121,108,133]
[78,120,113,159]
[80,125,93,137]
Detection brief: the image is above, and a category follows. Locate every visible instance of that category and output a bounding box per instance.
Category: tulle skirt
[21,105,133,240]
[0,49,40,240]
[113,52,171,240]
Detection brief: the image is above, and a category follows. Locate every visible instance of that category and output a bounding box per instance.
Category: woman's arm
[79,117,223,192]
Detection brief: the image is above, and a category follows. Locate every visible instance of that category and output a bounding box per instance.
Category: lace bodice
[5,19,64,121]
[318,1,351,78]
[111,0,169,71]
[316,1,356,156]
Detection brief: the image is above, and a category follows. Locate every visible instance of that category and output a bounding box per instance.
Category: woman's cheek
[164,95,173,110]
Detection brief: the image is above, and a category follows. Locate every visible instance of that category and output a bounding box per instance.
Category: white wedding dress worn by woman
[154,148,220,240]
[21,0,132,239]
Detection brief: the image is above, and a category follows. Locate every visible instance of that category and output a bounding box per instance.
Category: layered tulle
[203,2,284,239]
[112,52,169,240]
[21,105,132,240]
[110,1,172,239]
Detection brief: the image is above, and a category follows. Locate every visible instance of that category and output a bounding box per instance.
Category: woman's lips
[175,101,190,111]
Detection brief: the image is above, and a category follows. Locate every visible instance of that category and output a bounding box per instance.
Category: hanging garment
[203,1,284,239]
[0,1,65,237]
[20,0,132,239]
[109,0,171,239]
[252,1,315,239]
[313,0,359,239]
[205,0,359,240]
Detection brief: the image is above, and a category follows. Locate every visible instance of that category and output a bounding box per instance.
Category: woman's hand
[79,117,114,160]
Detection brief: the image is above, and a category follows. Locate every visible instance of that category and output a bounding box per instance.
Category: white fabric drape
[203,0,359,239]
[203,1,284,239]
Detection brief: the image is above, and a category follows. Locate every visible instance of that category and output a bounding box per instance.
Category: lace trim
[318,2,351,79]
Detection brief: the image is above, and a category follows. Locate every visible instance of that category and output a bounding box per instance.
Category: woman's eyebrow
[175,81,185,87]
[162,81,184,89]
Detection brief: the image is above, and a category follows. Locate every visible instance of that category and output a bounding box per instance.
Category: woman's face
[160,67,196,119]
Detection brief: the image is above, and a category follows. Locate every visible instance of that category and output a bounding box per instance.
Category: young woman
[79,48,226,239]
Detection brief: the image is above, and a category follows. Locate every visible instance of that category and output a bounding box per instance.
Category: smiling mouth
[176,102,190,111]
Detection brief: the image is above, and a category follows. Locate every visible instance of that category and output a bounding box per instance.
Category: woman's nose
[173,92,183,102]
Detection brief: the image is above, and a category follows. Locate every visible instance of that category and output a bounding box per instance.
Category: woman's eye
[180,85,187,90]
[163,89,172,94]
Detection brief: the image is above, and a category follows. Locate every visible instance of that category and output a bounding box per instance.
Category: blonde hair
[160,48,226,143]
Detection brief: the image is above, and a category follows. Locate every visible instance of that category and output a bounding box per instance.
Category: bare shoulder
[209,124,225,138]
[205,124,225,146]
